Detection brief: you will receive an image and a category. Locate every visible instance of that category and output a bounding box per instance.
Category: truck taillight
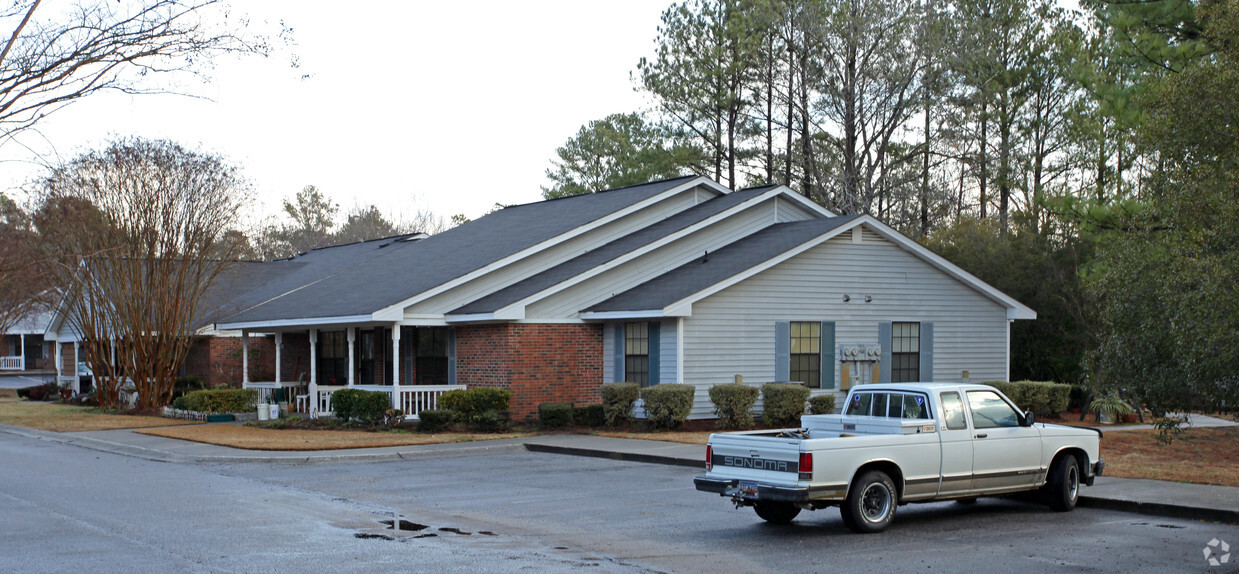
[705,445,713,471]
[798,452,813,481]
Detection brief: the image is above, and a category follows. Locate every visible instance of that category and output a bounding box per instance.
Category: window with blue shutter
[774,321,790,382]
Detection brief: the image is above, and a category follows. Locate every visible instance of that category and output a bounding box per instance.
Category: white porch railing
[243,381,304,406]
[1,356,23,370]
[306,384,463,419]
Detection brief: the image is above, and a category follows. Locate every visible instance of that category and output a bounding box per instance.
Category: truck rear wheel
[754,501,800,524]
[1045,454,1080,512]
[841,470,897,533]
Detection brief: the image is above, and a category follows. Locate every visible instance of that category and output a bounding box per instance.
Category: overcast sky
[1,0,672,228]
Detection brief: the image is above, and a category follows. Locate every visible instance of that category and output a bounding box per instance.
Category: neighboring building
[1,305,55,372]
[45,176,1034,419]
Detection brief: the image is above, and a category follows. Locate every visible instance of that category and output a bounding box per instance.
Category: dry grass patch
[135,423,531,451]
[1100,427,1239,487]
[593,430,712,445]
[0,395,200,432]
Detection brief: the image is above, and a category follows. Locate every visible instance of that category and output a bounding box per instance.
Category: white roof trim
[578,310,671,321]
[768,185,835,217]
[371,176,726,320]
[215,314,374,331]
[492,186,795,318]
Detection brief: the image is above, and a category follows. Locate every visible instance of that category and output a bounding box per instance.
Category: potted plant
[1089,395,1134,425]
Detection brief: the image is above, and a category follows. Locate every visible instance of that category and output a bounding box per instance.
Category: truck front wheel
[1045,454,1080,512]
[841,470,897,533]
[754,501,800,524]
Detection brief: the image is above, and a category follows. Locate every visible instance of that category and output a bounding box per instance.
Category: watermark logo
[1204,538,1231,566]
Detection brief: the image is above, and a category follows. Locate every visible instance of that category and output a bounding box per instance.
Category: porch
[238,326,462,419]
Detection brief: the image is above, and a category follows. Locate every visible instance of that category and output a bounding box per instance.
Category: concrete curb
[525,442,701,469]
[1079,495,1239,524]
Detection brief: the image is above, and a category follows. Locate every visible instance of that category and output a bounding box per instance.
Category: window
[624,322,649,386]
[966,390,1020,428]
[940,392,967,430]
[416,327,449,385]
[891,322,920,383]
[790,321,821,388]
[844,391,932,419]
[317,331,347,385]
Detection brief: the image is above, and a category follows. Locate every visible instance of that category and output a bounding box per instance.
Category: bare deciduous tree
[36,138,249,409]
[0,0,277,142]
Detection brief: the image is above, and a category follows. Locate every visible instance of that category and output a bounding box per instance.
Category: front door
[966,389,1042,492]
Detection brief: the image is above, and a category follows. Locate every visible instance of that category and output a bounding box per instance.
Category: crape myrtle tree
[35,138,250,409]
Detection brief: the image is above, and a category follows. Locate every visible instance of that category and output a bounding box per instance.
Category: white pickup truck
[694,382,1104,533]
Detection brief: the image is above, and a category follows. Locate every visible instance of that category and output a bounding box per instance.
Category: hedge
[601,383,640,427]
[180,389,257,413]
[439,388,512,424]
[331,388,391,423]
[808,394,837,415]
[762,383,810,427]
[640,384,695,429]
[417,409,456,432]
[986,380,1071,416]
[539,402,575,429]
[708,383,759,429]
[573,404,605,427]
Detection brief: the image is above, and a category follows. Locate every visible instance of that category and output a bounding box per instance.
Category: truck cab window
[940,392,967,429]
[966,390,1020,428]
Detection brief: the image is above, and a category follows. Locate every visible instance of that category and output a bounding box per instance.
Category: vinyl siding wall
[405,186,713,317]
[679,228,1012,418]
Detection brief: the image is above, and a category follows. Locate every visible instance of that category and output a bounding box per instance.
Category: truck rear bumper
[694,476,845,503]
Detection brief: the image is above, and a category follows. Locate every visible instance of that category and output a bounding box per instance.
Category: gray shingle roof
[583,215,862,313]
[448,186,773,315]
[218,176,701,325]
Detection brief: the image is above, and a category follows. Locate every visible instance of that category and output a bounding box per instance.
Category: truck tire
[754,501,800,524]
[1045,454,1080,512]
[840,470,897,533]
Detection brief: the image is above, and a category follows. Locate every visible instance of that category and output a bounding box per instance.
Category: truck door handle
[975,433,987,439]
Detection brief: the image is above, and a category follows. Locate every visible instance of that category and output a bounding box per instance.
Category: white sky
[0,0,671,228]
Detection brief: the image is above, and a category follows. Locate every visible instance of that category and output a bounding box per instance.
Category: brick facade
[457,323,603,420]
[182,335,278,389]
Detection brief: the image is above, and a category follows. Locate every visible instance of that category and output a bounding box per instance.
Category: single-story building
[47,176,1034,420]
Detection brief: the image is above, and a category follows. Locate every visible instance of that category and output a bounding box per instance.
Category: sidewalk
[2,422,1236,524]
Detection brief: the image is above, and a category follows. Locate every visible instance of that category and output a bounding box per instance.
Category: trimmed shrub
[330,389,391,423]
[601,382,640,427]
[181,389,258,413]
[640,384,695,429]
[573,404,606,427]
[709,383,760,429]
[18,383,55,401]
[988,381,1071,416]
[471,410,512,433]
[808,394,837,415]
[417,409,456,432]
[439,388,512,424]
[762,383,811,427]
[171,395,187,410]
[538,402,575,429]
[173,375,207,399]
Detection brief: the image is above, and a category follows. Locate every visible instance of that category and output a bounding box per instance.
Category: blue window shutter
[920,322,934,382]
[821,321,835,389]
[648,322,661,385]
[613,323,625,382]
[774,321,790,382]
[447,327,457,386]
[878,322,892,383]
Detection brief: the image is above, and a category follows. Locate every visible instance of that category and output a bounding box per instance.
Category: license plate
[732,481,760,498]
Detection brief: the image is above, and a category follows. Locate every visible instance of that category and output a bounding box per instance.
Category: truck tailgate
[707,433,804,483]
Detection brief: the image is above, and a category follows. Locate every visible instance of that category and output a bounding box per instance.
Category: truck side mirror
[1020,410,1035,427]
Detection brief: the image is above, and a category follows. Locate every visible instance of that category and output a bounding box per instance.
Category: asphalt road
[0,374,55,389]
[2,430,1236,573]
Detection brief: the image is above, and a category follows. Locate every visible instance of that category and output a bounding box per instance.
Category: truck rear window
[845,391,932,419]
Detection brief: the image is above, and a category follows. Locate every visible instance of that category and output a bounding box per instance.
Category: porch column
[390,325,401,410]
[346,327,356,387]
[274,332,283,385]
[72,342,80,393]
[55,341,63,384]
[18,333,24,371]
[241,330,250,385]
[308,329,318,417]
